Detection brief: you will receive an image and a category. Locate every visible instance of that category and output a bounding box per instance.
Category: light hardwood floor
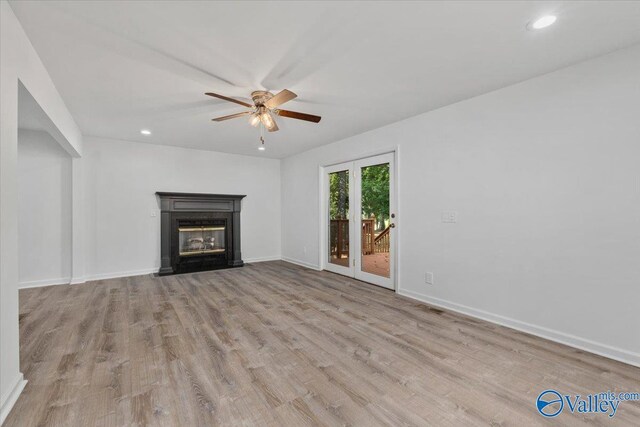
[5,261,640,426]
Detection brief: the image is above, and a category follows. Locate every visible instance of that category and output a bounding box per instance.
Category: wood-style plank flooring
[6,261,640,426]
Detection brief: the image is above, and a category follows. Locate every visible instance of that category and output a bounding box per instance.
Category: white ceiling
[10,1,640,159]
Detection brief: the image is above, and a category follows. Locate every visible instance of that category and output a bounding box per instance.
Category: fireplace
[156,192,245,275]
[178,223,225,257]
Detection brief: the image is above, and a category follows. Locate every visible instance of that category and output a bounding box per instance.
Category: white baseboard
[19,277,70,289]
[31,258,284,287]
[80,258,284,282]
[70,276,86,285]
[83,268,158,283]
[0,373,27,425]
[281,256,322,271]
[244,255,282,264]
[397,288,640,368]
[70,268,157,285]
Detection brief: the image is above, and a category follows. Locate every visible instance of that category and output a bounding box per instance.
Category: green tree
[329,170,349,219]
[361,163,389,230]
[329,164,389,230]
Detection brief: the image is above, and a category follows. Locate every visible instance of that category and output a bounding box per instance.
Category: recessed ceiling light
[140,129,151,135]
[528,15,557,30]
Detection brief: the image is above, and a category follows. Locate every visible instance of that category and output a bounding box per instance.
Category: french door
[324,153,396,289]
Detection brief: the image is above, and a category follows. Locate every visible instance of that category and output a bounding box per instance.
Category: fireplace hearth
[156,192,245,275]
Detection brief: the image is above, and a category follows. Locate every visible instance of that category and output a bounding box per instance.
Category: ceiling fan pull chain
[259,126,266,151]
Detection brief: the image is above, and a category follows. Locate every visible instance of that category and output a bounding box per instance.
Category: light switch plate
[425,272,434,285]
[441,211,458,223]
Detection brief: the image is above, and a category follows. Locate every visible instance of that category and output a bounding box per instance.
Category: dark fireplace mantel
[156,192,245,275]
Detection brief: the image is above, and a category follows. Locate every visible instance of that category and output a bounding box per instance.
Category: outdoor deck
[329,217,391,279]
[330,252,390,278]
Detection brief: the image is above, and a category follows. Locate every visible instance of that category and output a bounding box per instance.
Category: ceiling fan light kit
[206,89,321,149]
[249,113,261,127]
[259,109,276,130]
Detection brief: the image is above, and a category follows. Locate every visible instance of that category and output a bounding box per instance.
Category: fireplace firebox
[156,192,245,275]
[178,223,225,257]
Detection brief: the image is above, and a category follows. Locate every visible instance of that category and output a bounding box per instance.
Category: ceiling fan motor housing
[251,91,273,107]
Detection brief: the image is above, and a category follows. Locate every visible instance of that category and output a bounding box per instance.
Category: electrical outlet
[441,211,458,223]
[425,272,434,285]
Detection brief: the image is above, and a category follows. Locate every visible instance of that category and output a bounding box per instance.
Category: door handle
[390,223,396,228]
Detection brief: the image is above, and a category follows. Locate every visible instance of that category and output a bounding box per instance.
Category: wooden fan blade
[275,109,321,123]
[205,92,253,108]
[265,89,297,109]
[211,111,252,121]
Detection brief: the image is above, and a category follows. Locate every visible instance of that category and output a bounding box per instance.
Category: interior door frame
[320,149,398,291]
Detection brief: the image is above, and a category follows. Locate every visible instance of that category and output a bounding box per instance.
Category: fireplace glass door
[179,226,226,256]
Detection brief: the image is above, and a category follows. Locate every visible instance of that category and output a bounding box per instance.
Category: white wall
[0,1,82,422]
[18,129,72,288]
[281,44,640,366]
[82,137,281,279]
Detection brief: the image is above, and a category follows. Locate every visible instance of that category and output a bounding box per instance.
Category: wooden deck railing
[374,225,390,253]
[361,218,375,255]
[331,218,390,258]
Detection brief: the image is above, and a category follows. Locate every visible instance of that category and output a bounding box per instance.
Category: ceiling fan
[206,89,321,133]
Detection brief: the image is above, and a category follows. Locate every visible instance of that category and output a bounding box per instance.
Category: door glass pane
[360,163,390,278]
[328,170,349,268]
